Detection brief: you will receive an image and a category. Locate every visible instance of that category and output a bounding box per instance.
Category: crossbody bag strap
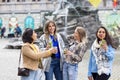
[18,50,22,67]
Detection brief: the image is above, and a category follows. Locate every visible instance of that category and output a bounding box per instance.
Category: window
[32,0,41,2]
[17,0,20,2]
[7,0,10,2]
[2,0,6,2]
[32,0,36,1]
[16,0,26,2]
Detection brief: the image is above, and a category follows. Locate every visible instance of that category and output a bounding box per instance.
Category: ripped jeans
[63,62,78,80]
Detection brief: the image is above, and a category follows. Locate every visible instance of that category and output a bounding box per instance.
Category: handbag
[18,67,29,76]
[17,51,29,76]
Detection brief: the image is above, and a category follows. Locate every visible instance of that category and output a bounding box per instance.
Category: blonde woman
[63,27,88,80]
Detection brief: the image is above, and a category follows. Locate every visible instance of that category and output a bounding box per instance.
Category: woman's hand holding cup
[49,47,57,54]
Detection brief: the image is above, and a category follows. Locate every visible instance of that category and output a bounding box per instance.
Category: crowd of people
[0,24,22,38]
[20,20,116,80]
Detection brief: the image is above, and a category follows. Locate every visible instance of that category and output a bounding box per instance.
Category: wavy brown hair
[44,20,57,40]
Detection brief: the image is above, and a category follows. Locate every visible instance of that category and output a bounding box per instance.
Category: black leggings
[92,73,110,80]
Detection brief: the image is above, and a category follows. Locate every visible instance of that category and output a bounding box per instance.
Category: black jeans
[92,73,110,80]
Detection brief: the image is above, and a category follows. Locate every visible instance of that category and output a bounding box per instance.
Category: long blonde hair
[76,27,88,44]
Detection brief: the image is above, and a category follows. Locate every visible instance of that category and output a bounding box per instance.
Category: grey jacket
[38,33,65,72]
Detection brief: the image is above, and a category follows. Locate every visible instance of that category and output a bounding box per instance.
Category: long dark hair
[96,26,116,49]
[22,28,33,43]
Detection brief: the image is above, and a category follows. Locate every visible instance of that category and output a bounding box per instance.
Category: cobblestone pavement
[0,38,20,80]
[0,38,120,80]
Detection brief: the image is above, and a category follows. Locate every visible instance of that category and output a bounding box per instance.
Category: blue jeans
[45,58,62,80]
[63,62,78,80]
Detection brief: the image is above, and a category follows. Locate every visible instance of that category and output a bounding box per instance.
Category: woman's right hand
[46,43,52,50]
[88,76,93,80]
[49,47,57,54]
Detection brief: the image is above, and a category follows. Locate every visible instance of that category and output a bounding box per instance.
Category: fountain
[37,0,118,48]
[50,0,101,48]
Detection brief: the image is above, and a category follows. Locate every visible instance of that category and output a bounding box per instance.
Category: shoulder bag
[17,50,29,76]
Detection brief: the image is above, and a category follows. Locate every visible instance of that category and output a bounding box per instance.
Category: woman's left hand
[101,43,108,51]
[66,50,73,55]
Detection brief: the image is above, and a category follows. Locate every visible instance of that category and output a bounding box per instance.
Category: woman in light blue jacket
[39,20,65,80]
[88,26,116,80]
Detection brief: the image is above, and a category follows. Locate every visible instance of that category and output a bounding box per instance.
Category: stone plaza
[0,38,120,80]
[0,0,120,80]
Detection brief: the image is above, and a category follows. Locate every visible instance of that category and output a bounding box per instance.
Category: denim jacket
[88,45,115,76]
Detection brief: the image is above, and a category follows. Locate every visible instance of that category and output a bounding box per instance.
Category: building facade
[0,0,119,36]
[0,0,57,35]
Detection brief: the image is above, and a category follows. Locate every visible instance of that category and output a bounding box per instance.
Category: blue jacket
[88,45,115,76]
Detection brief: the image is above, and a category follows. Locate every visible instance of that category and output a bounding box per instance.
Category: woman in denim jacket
[63,27,88,80]
[39,20,65,80]
[88,26,116,80]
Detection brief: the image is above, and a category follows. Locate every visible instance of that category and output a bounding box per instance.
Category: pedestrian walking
[14,24,22,37]
[1,27,6,38]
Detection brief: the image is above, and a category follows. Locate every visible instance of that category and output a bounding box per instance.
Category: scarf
[30,44,38,53]
[91,39,110,75]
